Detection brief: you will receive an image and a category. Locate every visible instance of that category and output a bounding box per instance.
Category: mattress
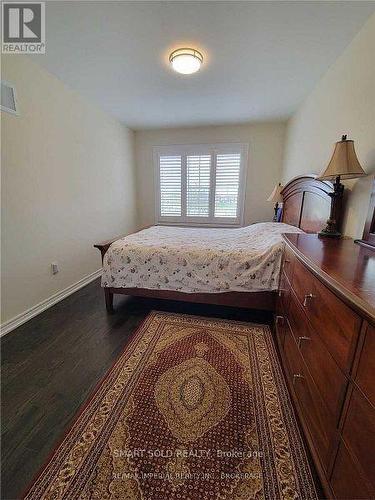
[101,222,303,294]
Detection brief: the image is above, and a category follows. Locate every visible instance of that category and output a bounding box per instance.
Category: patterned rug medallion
[24,312,317,500]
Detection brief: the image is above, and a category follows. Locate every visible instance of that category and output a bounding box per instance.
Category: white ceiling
[31,1,375,130]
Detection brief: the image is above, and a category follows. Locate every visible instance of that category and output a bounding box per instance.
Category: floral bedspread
[101,223,303,293]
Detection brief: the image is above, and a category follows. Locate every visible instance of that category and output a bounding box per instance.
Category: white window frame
[153,143,248,227]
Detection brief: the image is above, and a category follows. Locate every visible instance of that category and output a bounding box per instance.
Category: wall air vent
[1,80,18,115]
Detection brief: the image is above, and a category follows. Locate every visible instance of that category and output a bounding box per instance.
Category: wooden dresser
[275,233,375,499]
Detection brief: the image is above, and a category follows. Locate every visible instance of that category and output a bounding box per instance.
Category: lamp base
[318,217,341,238]
[318,228,342,238]
[318,177,344,239]
[272,202,279,222]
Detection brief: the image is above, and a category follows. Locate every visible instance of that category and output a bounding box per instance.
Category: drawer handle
[293,373,304,385]
[303,293,315,307]
[297,336,311,348]
[276,315,284,325]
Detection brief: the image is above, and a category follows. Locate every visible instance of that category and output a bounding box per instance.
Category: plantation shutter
[214,153,241,218]
[159,155,182,217]
[156,144,247,225]
[186,155,211,217]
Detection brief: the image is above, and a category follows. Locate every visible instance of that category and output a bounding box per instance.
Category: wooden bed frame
[94,174,337,314]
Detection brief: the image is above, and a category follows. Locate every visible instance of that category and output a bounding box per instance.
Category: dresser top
[283,233,375,324]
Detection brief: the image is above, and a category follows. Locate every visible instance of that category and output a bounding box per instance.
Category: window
[154,143,248,226]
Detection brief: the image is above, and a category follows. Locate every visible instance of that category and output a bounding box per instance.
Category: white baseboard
[0,269,102,337]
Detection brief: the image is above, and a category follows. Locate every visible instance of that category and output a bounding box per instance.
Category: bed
[95,174,338,313]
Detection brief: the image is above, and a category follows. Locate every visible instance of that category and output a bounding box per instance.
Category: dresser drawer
[292,258,361,372]
[283,245,295,283]
[275,314,287,350]
[284,324,303,389]
[283,328,335,470]
[275,272,290,350]
[342,387,375,490]
[278,271,291,315]
[355,323,375,407]
[288,290,347,419]
[331,439,374,499]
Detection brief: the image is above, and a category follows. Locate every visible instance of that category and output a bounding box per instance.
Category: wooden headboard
[281,174,337,233]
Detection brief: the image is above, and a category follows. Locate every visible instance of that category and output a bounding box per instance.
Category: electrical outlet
[51,262,59,275]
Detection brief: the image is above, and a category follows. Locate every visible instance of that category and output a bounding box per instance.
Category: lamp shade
[267,183,283,202]
[317,135,366,181]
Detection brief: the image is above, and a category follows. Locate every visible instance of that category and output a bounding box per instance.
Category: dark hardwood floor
[1,278,271,499]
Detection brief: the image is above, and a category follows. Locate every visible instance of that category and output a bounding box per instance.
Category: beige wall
[282,13,375,238]
[1,56,138,324]
[135,123,286,227]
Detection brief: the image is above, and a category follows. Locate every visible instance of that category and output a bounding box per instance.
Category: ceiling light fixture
[169,48,203,75]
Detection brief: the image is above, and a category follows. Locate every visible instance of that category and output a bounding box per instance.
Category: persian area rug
[24,312,317,500]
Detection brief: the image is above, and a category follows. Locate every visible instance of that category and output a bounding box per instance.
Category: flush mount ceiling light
[169,48,203,75]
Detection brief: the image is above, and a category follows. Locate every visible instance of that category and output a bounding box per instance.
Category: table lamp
[317,135,366,238]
